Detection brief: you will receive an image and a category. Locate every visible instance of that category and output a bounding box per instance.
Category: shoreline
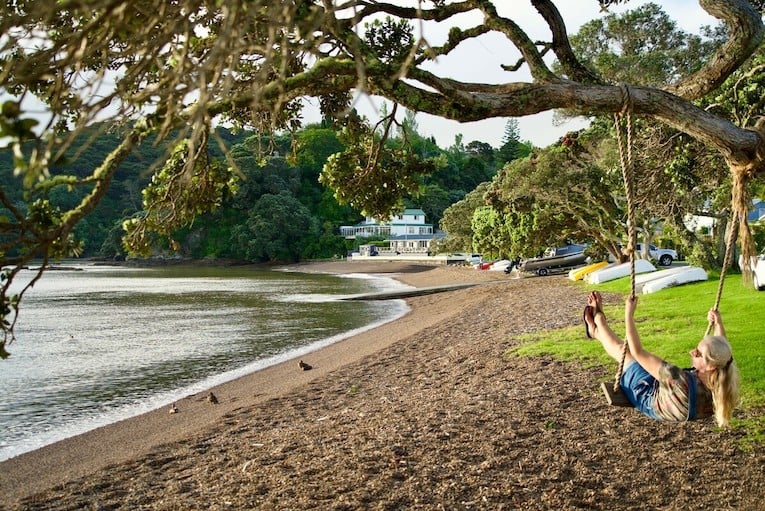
[0,261,509,505]
[4,261,763,510]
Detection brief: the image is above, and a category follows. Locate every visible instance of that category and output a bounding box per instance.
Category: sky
[3,1,717,151]
[302,0,718,149]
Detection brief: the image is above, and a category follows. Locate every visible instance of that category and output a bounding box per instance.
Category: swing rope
[612,84,636,392]
[705,159,756,337]
[706,212,738,335]
[605,87,751,406]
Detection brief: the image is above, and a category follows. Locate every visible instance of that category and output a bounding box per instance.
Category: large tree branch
[358,74,765,173]
[205,35,765,176]
[54,132,140,239]
[348,0,476,23]
[531,0,603,84]
[475,1,556,82]
[667,0,763,98]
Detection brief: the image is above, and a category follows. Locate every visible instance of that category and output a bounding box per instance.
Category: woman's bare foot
[588,291,605,315]
[583,305,596,338]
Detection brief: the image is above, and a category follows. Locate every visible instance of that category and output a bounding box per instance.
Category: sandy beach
[1,261,764,510]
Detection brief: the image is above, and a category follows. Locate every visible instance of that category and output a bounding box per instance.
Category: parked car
[755,256,765,291]
[468,254,483,265]
[636,243,677,266]
[740,253,765,291]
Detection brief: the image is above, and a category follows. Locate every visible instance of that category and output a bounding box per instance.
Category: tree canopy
[465,2,761,266]
[2,0,765,353]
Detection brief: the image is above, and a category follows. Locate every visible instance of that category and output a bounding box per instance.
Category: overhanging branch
[667,0,764,99]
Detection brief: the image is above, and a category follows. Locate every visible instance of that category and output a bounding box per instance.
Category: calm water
[0,263,410,461]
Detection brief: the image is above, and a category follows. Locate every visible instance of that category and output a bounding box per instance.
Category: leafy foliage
[434,183,491,254]
[320,113,440,218]
[486,139,626,260]
[569,3,717,86]
[231,192,319,262]
[1,0,764,353]
[123,138,239,256]
[365,18,416,64]
[471,205,510,259]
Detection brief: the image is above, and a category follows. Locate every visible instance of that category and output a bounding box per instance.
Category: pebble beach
[1,261,763,510]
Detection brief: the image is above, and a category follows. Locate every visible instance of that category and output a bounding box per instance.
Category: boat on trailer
[520,244,588,277]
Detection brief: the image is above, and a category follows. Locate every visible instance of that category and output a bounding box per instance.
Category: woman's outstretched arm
[624,296,665,379]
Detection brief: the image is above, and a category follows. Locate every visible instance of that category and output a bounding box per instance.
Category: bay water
[0,263,410,461]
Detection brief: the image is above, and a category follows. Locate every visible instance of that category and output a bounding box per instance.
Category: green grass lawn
[509,271,764,437]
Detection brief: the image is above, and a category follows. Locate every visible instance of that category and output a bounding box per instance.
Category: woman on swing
[583,291,739,427]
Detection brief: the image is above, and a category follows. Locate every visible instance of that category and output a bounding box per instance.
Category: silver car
[636,243,677,266]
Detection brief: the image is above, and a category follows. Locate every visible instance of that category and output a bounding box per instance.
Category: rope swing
[599,85,638,406]
[602,85,753,408]
[610,85,636,399]
[706,159,758,334]
[706,211,738,335]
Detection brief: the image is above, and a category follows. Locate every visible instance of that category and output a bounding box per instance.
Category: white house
[340,208,433,238]
[685,199,765,242]
[685,198,765,237]
[341,208,443,254]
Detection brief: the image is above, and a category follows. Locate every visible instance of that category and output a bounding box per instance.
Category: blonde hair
[702,335,739,428]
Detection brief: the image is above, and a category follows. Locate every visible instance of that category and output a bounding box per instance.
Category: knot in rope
[618,83,633,116]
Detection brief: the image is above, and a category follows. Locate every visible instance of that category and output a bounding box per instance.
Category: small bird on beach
[169,403,178,414]
[299,360,313,371]
[207,392,219,404]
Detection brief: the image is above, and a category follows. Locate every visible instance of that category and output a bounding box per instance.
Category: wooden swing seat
[601,381,634,408]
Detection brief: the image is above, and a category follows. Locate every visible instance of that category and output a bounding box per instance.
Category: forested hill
[0,121,525,263]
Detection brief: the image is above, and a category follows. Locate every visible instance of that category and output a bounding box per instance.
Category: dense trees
[231,192,318,262]
[434,183,491,255]
[1,120,503,262]
[444,2,765,266]
[2,0,765,351]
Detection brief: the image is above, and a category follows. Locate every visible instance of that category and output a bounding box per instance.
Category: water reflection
[0,263,408,460]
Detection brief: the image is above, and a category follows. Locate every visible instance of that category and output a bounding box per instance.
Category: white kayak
[641,266,708,294]
[586,259,656,284]
[634,265,691,286]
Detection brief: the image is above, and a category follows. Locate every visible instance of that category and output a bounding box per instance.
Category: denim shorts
[619,360,660,419]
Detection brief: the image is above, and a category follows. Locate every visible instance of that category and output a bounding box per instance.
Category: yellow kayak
[568,261,609,281]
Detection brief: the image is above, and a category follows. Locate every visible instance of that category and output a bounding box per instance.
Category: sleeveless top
[654,362,713,421]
